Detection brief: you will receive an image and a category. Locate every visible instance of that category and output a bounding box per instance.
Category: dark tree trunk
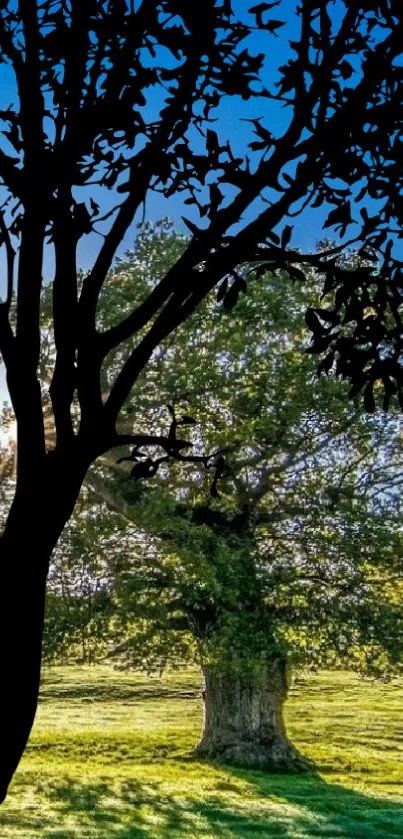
[0,539,48,802]
[0,454,87,802]
[195,656,307,771]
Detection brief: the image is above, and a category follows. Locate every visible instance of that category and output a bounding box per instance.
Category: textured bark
[195,656,307,770]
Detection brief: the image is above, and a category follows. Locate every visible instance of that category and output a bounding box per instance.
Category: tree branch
[0,207,15,312]
[49,186,78,446]
[98,239,202,357]
[13,0,47,466]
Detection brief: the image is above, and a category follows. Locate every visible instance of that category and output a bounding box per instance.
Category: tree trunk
[195,656,307,771]
[0,456,87,802]
[0,540,48,802]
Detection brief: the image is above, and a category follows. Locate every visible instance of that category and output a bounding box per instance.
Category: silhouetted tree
[0,0,401,800]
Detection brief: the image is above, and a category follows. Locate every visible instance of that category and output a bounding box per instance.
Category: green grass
[0,666,402,838]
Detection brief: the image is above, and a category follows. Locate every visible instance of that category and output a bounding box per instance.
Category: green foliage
[43,223,403,679]
[43,495,124,664]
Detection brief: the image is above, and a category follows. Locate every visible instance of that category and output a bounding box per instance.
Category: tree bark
[195,656,307,771]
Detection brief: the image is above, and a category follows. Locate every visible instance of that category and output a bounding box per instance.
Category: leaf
[363,382,375,413]
[323,202,352,230]
[214,455,225,477]
[248,140,267,151]
[287,265,306,283]
[281,224,293,248]
[233,273,247,294]
[223,284,240,310]
[130,460,154,480]
[321,272,338,298]
[305,307,321,332]
[249,2,282,28]
[317,353,334,375]
[216,278,228,302]
[251,120,273,144]
[264,19,286,35]
[338,60,353,80]
[179,415,197,425]
[348,374,367,400]
[311,193,324,208]
[209,183,223,214]
[358,247,377,262]
[305,334,335,354]
[314,308,340,325]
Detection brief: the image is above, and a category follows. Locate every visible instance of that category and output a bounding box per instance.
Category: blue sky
[0,1,345,281]
[0,2,389,407]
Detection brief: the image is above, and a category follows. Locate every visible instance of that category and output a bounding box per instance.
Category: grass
[0,666,401,837]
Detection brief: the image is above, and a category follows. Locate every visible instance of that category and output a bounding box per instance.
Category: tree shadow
[227,769,403,838]
[39,683,199,703]
[2,769,401,839]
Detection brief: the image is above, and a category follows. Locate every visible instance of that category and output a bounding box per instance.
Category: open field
[0,666,402,838]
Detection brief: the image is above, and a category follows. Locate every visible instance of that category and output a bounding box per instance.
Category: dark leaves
[317,353,335,375]
[323,202,353,236]
[216,278,229,303]
[338,60,354,80]
[263,19,286,35]
[281,224,293,248]
[303,245,403,413]
[222,273,247,310]
[249,3,284,33]
[130,459,156,480]
[178,415,197,426]
[247,118,274,152]
[305,307,321,332]
[73,203,92,236]
[210,456,226,499]
[363,383,375,413]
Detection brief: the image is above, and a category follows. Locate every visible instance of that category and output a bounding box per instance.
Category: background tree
[39,225,403,769]
[0,0,402,799]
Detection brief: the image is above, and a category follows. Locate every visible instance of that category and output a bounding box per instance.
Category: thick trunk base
[0,460,88,802]
[194,657,310,772]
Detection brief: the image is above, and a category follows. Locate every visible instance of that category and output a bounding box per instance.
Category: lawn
[0,666,402,838]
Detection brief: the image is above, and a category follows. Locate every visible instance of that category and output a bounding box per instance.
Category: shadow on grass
[3,770,402,839]
[38,684,199,703]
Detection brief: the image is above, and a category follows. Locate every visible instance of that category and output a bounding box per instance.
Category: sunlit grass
[0,666,401,837]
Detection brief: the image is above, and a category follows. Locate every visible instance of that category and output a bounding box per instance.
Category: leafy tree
[0,0,402,798]
[43,225,403,769]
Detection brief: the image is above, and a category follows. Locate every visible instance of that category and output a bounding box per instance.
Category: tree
[42,225,403,769]
[0,0,402,799]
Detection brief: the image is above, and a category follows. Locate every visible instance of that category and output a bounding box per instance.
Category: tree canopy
[41,225,403,681]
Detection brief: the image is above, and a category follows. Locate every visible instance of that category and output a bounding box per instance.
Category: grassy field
[0,666,401,838]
